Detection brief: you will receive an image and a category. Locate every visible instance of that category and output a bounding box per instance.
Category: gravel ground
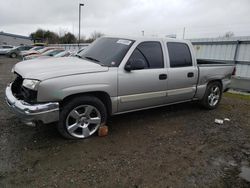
[0,56,250,187]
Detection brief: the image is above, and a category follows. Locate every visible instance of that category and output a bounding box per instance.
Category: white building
[0,32,33,46]
[190,36,250,91]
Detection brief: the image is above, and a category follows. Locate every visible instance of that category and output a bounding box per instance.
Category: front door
[118,41,167,112]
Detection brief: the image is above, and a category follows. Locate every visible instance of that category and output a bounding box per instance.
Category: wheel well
[207,79,223,93]
[208,79,222,87]
[61,91,112,115]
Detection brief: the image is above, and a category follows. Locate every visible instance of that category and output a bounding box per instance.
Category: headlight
[24,56,31,60]
[22,79,40,90]
[24,56,36,60]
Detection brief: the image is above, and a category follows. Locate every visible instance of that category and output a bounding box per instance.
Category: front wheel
[10,53,17,58]
[201,81,222,110]
[57,96,107,139]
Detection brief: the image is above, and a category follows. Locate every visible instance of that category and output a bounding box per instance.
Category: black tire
[57,96,107,139]
[10,53,17,58]
[201,81,222,110]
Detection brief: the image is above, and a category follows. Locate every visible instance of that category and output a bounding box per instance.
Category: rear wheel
[57,96,107,139]
[201,81,222,110]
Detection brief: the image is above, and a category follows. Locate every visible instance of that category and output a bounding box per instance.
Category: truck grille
[11,73,37,103]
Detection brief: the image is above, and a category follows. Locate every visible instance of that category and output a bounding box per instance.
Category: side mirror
[125,59,146,71]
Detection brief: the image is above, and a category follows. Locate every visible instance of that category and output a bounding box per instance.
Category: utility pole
[142,30,144,36]
[182,27,186,39]
[79,3,84,47]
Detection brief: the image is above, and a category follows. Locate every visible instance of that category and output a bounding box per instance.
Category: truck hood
[14,57,109,80]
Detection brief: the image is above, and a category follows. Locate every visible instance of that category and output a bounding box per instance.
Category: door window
[167,42,192,67]
[128,42,164,69]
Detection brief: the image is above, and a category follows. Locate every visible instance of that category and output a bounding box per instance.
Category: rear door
[118,41,168,112]
[166,42,198,102]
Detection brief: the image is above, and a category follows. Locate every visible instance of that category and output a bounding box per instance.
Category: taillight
[232,67,236,76]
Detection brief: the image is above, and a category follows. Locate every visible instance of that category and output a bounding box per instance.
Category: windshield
[77,47,88,54]
[42,49,64,56]
[37,48,49,53]
[78,37,134,67]
[30,46,44,51]
[54,51,70,57]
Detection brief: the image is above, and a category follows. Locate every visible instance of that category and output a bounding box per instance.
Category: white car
[0,45,15,55]
[24,49,65,60]
[20,46,44,57]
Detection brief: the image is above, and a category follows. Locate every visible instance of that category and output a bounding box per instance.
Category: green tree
[30,29,77,44]
[30,29,46,42]
[44,30,59,43]
[30,29,60,44]
[59,32,77,44]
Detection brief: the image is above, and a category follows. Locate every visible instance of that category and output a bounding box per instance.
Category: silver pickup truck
[5,36,235,139]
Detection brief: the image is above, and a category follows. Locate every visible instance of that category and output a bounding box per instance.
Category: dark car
[7,45,33,58]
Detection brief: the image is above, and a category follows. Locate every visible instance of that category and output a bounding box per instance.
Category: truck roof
[103,35,189,43]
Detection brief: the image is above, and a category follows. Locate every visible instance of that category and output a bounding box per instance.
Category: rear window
[167,42,192,67]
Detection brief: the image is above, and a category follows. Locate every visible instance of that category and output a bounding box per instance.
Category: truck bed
[197,59,234,66]
[197,59,235,92]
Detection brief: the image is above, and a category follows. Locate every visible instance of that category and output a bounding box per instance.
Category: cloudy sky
[0,0,250,39]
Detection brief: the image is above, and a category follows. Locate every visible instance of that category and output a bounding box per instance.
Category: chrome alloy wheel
[208,86,221,107]
[66,105,101,138]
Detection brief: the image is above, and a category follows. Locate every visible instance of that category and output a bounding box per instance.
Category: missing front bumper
[5,83,59,125]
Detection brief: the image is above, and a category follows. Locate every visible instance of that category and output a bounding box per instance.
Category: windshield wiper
[75,54,83,59]
[84,56,100,62]
[78,55,107,66]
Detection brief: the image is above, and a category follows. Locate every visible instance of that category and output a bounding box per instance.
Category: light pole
[142,30,144,36]
[182,27,186,39]
[79,3,84,46]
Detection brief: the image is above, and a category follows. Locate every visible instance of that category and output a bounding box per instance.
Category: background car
[21,46,45,57]
[53,50,71,58]
[23,47,63,58]
[0,45,15,55]
[7,45,33,58]
[24,48,65,60]
[70,46,88,57]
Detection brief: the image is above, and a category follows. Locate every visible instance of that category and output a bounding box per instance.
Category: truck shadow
[5,100,206,155]
[31,101,202,141]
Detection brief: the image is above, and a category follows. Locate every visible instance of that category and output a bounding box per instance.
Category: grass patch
[224,92,250,101]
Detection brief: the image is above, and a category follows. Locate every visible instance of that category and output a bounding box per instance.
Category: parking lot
[0,56,250,187]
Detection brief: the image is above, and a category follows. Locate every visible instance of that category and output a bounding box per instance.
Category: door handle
[159,74,167,80]
[187,72,194,78]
